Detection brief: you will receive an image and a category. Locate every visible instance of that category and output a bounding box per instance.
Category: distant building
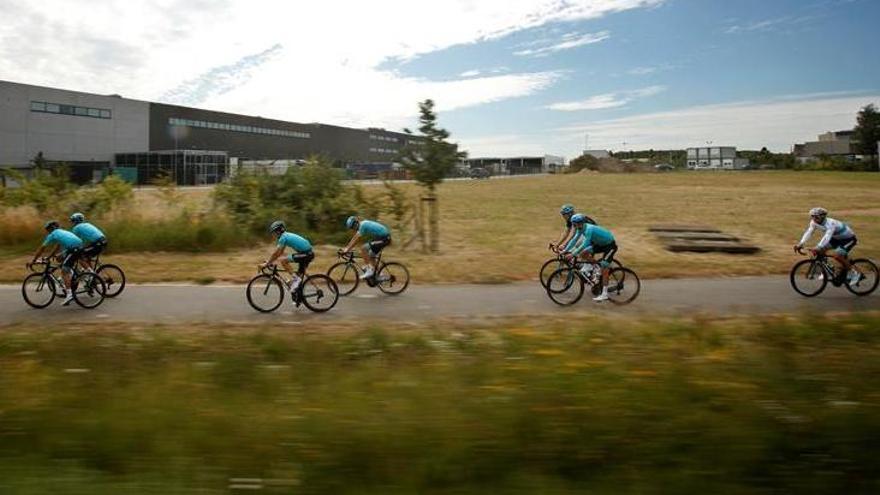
[686,147,750,170]
[793,130,863,163]
[583,149,610,159]
[462,155,565,175]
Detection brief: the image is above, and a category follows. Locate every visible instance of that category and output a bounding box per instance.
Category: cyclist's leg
[370,237,390,271]
[61,250,79,291]
[292,252,314,277]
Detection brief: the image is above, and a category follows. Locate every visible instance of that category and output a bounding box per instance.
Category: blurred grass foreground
[1,314,880,493]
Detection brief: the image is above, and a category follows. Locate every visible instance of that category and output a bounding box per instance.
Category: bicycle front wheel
[546,268,584,306]
[22,273,56,309]
[790,259,827,297]
[607,267,640,305]
[246,275,284,313]
[301,274,339,313]
[846,259,879,296]
[376,262,410,295]
[97,264,126,298]
[73,273,106,309]
[327,262,360,296]
[539,258,567,288]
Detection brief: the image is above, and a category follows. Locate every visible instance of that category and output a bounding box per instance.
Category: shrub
[215,156,383,244]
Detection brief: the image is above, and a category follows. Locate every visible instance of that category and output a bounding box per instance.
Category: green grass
[1,314,880,493]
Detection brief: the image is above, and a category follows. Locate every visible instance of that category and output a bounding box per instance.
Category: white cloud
[514,31,611,57]
[0,0,663,128]
[725,15,818,34]
[460,70,482,78]
[547,85,666,111]
[557,93,880,152]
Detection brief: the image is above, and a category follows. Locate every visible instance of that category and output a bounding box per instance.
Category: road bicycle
[539,243,623,288]
[327,251,410,296]
[22,257,107,309]
[246,264,339,313]
[545,257,640,306]
[86,252,126,298]
[790,250,878,297]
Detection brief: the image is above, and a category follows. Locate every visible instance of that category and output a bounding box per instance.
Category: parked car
[654,163,675,172]
[469,167,491,179]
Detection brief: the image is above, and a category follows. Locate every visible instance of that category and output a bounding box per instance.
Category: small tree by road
[398,99,465,253]
[853,104,880,166]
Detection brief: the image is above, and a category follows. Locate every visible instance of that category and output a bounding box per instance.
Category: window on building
[46,103,60,113]
[30,101,46,112]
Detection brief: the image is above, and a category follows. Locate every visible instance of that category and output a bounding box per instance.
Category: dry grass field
[1,171,877,283]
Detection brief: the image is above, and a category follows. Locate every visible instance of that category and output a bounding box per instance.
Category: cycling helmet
[570,214,587,225]
[809,207,828,218]
[44,220,59,231]
[560,204,575,216]
[345,216,358,230]
[69,212,85,224]
[268,220,285,233]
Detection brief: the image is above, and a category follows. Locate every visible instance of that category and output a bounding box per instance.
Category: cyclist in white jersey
[794,207,860,284]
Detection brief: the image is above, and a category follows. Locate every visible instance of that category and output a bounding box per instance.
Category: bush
[215,156,383,244]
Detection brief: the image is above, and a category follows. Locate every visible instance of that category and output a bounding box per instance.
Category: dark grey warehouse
[1,80,416,185]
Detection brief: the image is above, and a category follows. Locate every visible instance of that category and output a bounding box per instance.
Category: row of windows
[370,134,399,143]
[168,117,311,139]
[31,101,112,119]
[370,148,398,154]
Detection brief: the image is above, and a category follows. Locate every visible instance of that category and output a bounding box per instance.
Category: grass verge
[1,313,879,493]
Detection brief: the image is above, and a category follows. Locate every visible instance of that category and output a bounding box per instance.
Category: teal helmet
[44,220,59,231]
[268,220,285,233]
[345,216,358,230]
[560,204,575,216]
[570,214,587,225]
[69,212,85,224]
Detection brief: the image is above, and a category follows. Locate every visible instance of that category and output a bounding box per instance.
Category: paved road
[2,276,878,324]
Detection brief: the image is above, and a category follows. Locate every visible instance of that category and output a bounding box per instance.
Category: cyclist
[340,216,390,280]
[550,204,596,253]
[69,212,106,271]
[794,207,860,284]
[565,213,618,302]
[27,220,83,306]
[262,221,314,290]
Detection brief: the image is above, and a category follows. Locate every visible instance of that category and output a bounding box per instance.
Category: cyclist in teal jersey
[566,214,618,302]
[27,220,84,305]
[340,216,390,279]
[69,212,107,271]
[262,221,314,290]
[551,204,597,253]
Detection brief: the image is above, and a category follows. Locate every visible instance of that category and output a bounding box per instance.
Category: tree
[568,154,600,173]
[398,99,465,253]
[853,104,880,160]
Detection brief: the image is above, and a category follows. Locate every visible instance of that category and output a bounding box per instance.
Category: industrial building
[792,130,864,164]
[685,147,750,170]
[0,80,417,185]
[462,155,566,175]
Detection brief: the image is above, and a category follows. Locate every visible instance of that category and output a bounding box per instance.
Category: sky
[1,0,878,158]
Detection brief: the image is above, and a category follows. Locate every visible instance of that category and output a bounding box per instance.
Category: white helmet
[809,207,828,218]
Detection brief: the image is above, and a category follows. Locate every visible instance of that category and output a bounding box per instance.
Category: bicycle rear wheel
[22,273,56,309]
[97,264,126,298]
[301,274,339,313]
[327,262,360,296]
[546,268,584,306]
[73,273,106,309]
[790,259,827,297]
[845,259,879,296]
[376,262,410,295]
[246,274,284,313]
[606,267,640,305]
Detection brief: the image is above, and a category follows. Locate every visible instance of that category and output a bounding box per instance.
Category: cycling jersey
[42,228,83,253]
[571,224,615,256]
[277,232,312,253]
[358,220,389,239]
[799,217,855,250]
[72,222,105,244]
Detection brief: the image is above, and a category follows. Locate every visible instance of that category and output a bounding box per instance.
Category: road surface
[2,276,878,324]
